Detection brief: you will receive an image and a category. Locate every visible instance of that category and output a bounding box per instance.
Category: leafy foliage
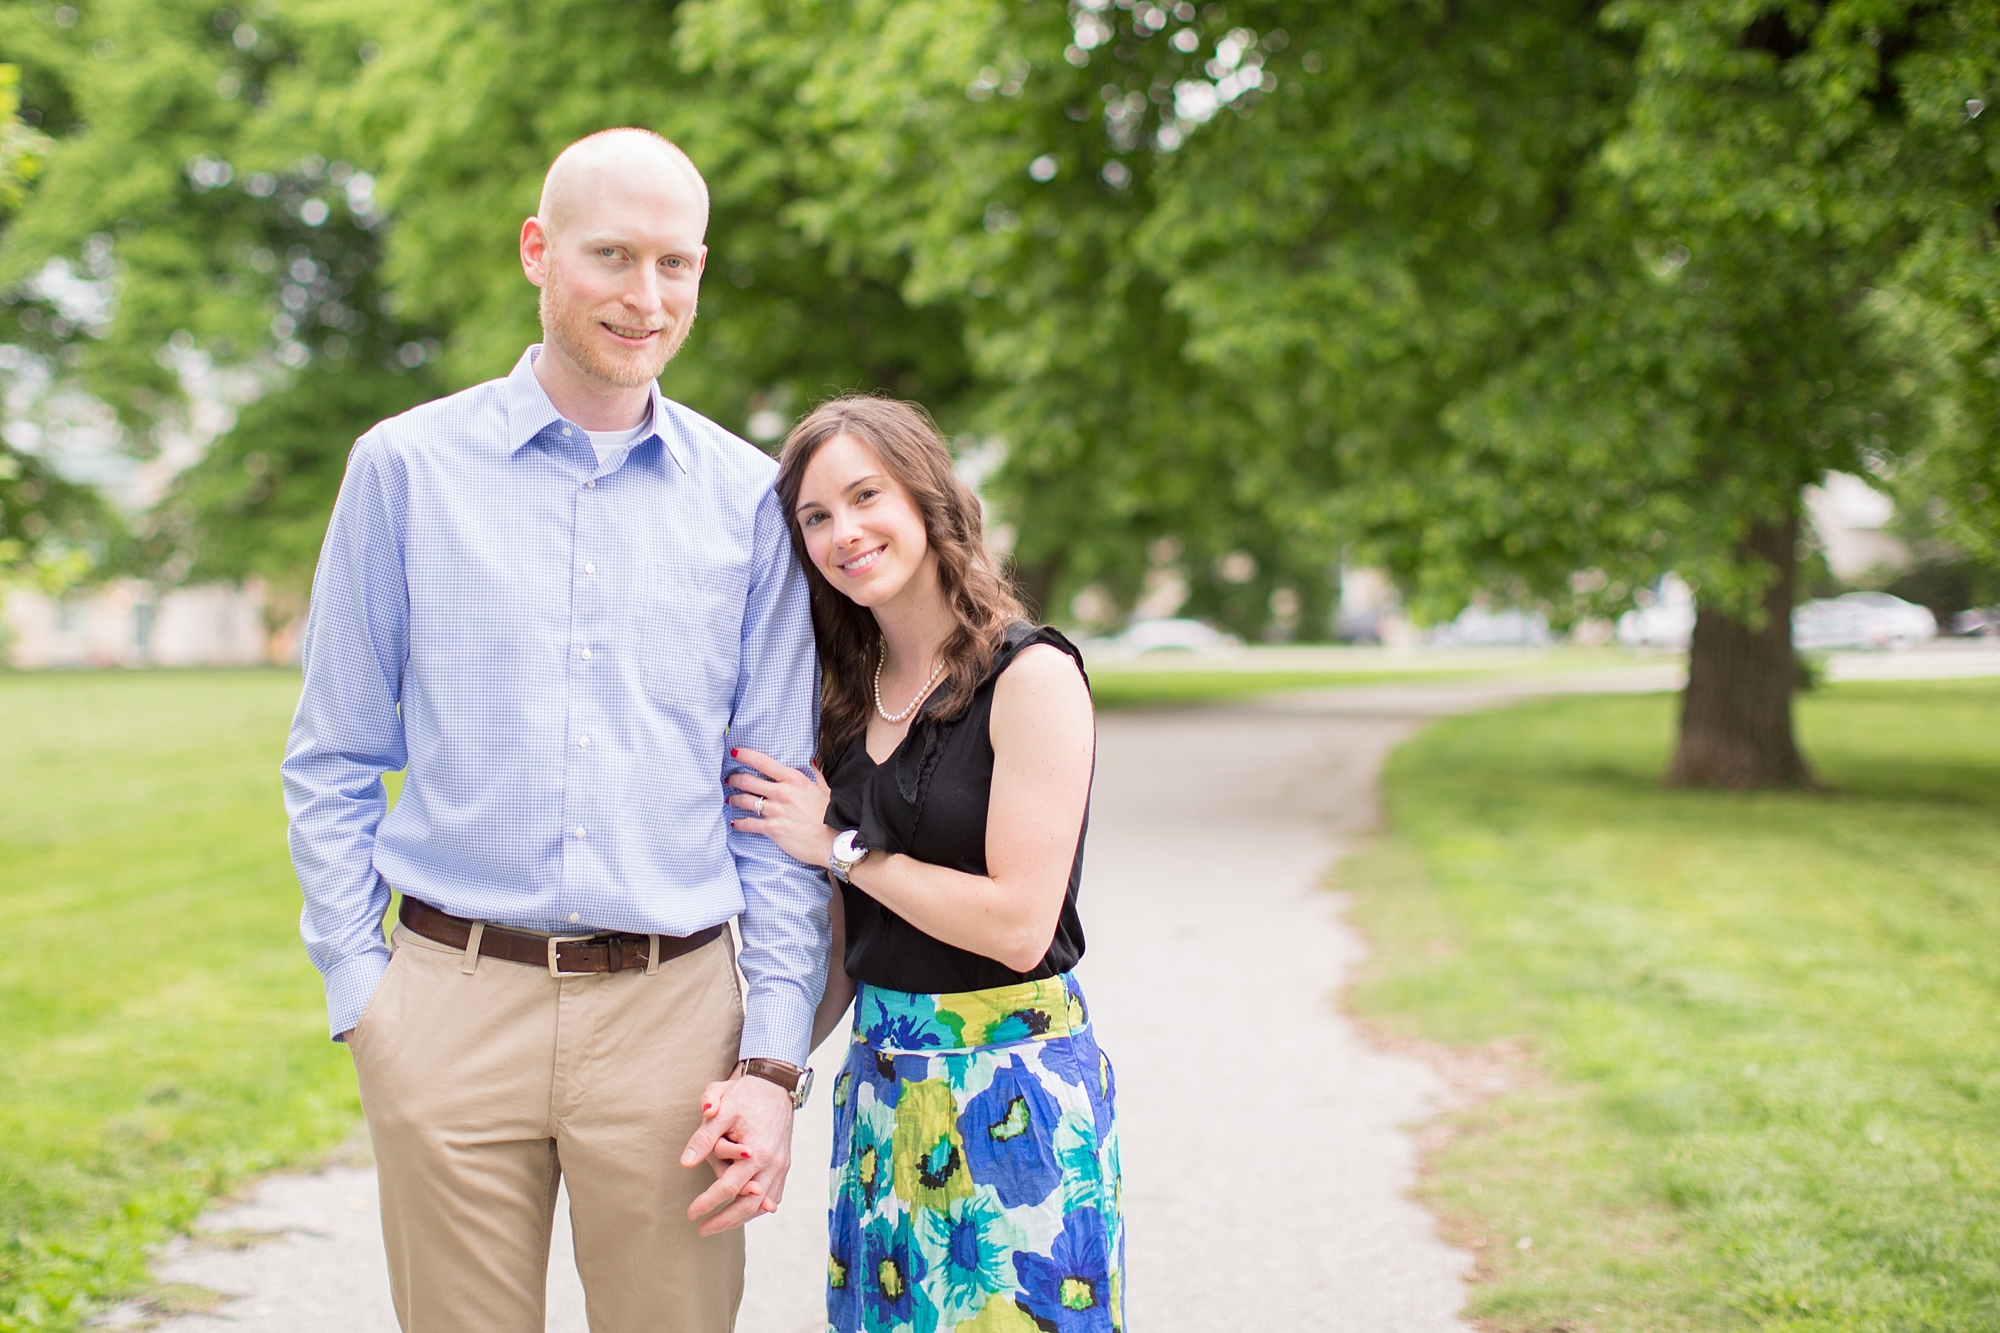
[0,0,452,595]
[698,0,1974,632]
[0,439,109,590]
[0,0,1993,641]
[678,0,1345,628]
[1,0,979,601]
[0,58,114,591]
[0,63,42,210]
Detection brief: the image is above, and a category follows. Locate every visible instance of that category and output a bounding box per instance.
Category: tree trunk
[1010,556,1061,623]
[1665,512,1814,789]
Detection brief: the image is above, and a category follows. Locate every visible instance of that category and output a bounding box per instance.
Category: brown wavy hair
[774,394,1026,765]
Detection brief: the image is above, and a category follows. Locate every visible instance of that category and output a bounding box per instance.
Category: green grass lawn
[8,665,1992,1330]
[1086,667,1483,708]
[1343,679,2000,1331]
[1082,643,1653,708]
[0,669,356,1331]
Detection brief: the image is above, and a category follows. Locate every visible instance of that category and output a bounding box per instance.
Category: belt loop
[461,921,485,976]
[646,934,661,976]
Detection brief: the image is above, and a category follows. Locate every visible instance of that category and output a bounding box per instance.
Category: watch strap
[737,1058,811,1108]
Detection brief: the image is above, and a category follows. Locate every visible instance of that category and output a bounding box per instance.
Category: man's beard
[539,260,693,388]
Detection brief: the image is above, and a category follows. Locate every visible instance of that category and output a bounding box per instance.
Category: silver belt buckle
[547,934,596,978]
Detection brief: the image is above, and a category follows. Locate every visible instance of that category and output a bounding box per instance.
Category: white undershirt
[583,406,654,472]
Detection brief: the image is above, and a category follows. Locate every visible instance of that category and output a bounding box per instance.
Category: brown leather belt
[399,896,725,976]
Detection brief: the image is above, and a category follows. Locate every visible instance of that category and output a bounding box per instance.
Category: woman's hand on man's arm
[726,747,836,871]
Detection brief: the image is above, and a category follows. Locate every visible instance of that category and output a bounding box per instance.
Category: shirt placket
[561,425,605,929]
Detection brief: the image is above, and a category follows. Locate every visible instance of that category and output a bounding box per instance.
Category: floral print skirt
[827,972,1125,1333]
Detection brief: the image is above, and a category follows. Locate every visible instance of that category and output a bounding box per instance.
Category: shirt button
[573,825,587,839]
[585,479,596,489]
[580,647,592,661]
[562,425,573,436]
[578,736,590,748]
[569,913,581,924]
[584,561,596,574]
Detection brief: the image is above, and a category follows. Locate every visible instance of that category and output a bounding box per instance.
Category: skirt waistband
[852,973,1088,1053]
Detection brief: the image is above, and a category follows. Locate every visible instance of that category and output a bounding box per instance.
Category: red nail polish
[730,748,739,757]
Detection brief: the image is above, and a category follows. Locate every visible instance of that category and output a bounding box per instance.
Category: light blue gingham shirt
[282,346,829,1064]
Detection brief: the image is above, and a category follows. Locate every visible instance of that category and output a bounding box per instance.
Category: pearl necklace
[874,649,946,724]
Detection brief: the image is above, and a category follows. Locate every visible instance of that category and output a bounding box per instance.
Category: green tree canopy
[0,0,975,607]
[673,0,1996,784]
[0,57,116,590]
[2,0,1996,785]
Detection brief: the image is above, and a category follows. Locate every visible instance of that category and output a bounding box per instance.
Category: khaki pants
[349,923,746,1333]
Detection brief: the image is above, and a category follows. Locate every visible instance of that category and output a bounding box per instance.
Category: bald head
[536,128,710,243]
[521,129,712,400]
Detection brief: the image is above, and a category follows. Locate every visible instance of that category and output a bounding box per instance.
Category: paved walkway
[104,665,1684,1332]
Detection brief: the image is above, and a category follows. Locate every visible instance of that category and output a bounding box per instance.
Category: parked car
[1952,606,2000,638]
[1089,617,1240,657]
[1426,606,1551,648]
[1792,592,1937,650]
[1334,609,1383,645]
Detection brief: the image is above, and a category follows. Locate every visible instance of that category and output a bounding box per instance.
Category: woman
[722,395,1124,1333]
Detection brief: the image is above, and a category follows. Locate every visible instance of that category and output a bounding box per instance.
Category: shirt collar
[502,344,688,474]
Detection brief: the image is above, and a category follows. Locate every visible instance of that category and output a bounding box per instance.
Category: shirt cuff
[324,947,393,1042]
[738,986,814,1068]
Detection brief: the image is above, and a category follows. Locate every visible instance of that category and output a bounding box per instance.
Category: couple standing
[280,128,1125,1333]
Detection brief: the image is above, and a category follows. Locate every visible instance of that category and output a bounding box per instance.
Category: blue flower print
[1064,984,1088,1032]
[1092,1048,1117,1139]
[1040,1035,1089,1090]
[833,1067,858,1169]
[912,1186,1027,1326]
[1012,1208,1114,1333]
[828,1193,862,1332]
[958,1055,1063,1209]
[861,1209,934,1333]
[863,993,947,1053]
[980,1007,1053,1046]
[845,1098,898,1215]
[1052,1109,1106,1214]
[940,1050,978,1093]
[854,1044,904,1111]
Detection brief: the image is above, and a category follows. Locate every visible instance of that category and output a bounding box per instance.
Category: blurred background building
[2,578,273,668]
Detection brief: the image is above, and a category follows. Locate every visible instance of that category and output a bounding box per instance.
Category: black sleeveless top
[822,623,1090,994]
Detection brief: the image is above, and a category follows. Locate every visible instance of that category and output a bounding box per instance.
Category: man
[282,128,828,1333]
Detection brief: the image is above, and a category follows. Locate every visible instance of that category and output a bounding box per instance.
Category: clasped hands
[680,1069,797,1236]
[680,747,834,1235]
